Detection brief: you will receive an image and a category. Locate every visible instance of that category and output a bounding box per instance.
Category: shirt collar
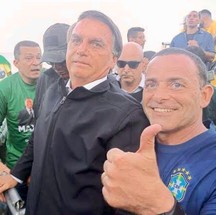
[131,73,145,93]
[66,76,107,94]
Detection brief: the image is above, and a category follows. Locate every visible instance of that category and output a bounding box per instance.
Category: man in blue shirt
[170,10,215,62]
[102,48,216,215]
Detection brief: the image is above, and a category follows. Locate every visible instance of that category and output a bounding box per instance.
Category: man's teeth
[154,108,173,112]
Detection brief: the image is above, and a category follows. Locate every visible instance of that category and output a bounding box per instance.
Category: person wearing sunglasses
[117,42,145,102]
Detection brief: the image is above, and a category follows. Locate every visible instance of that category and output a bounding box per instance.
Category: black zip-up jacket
[12,78,150,215]
[33,67,62,120]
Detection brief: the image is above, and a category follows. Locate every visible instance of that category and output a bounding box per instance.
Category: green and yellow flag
[0,55,11,80]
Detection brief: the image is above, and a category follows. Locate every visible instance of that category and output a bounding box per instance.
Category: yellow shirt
[204,20,216,62]
[205,20,216,37]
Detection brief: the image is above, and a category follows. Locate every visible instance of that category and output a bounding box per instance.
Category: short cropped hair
[127,27,145,41]
[186,46,207,64]
[152,47,208,86]
[14,40,40,59]
[67,10,123,58]
[199,9,212,17]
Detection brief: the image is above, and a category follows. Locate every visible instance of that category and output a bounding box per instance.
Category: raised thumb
[137,124,162,153]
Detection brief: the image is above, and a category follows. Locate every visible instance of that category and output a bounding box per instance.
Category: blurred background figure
[185,46,216,124]
[170,10,215,63]
[143,50,156,74]
[33,23,70,119]
[199,9,216,37]
[0,55,11,163]
[117,42,145,102]
[127,27,146,49]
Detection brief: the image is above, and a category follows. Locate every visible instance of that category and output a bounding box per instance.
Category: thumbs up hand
[101,124,174,215]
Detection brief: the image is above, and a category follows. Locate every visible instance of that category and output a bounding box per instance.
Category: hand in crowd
[0,163,17,202]
[0,162,10,174]
[187,39,199,47]
[102,124,175,215]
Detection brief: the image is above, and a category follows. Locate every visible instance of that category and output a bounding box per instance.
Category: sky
[0,0,215,72]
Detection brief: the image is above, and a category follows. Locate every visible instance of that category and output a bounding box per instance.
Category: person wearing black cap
[33,23,70,119]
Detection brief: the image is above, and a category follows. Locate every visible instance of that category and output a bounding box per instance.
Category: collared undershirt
[66,76,107,94]
[12,76,108,184]
[122,73,145,93]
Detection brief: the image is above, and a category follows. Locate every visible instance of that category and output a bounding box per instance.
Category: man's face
[13,46,42,84]
[117,43,143,87]
[51,61,69,80]
[186,11,200,28]
[25,98,33,109]
[143,54,212,133]
[66,18,116,87]
[130,32,145,49]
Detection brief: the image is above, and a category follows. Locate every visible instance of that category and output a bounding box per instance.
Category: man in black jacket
[33,22,70,119]
[0,10,149,215]
[117,42,145,103]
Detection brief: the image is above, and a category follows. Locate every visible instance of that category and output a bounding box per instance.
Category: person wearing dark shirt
[0,10,149,215]
[34,23,70,119]
[117,42,145,102]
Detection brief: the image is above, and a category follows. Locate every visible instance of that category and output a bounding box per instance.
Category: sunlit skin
[129,32,146,49]
[13,46,41,85]
[186,11,200,29]
[66,18,117,89]
[143,54,213,144]
[117,42,144,93]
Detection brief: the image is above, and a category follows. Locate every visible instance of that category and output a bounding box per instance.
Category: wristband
[159,198,185,215]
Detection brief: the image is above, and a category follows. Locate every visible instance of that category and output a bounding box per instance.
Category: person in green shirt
[0,40,41,202]
[0,55,11,163]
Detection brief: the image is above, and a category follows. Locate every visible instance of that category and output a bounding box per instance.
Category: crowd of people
[0,8,215,215]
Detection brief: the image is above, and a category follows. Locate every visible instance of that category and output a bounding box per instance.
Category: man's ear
[110,55,117,69]
[13,59,19,68]
[201,84,214,108]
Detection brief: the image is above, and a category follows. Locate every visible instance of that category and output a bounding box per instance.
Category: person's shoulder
[0,72,19,87]
[40,67,57,77]
[107,82,143,109]
[211,20,216,26]
[37,68,58,83]
[0,73,20,96]
[199,29,213,37]
[171,32,185,43]
[173,31,185,38]
[43,67,55,73]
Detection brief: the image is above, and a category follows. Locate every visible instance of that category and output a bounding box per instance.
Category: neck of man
[156,121,207,145]
[205,19,212,28]
[120,78,141,93]
[19,73,37,85]
[186,25,199,34]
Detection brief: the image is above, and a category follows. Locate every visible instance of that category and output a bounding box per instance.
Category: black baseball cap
[41,23,70,63]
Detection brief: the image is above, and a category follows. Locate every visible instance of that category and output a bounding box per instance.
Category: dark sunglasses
[117,60,141,69]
